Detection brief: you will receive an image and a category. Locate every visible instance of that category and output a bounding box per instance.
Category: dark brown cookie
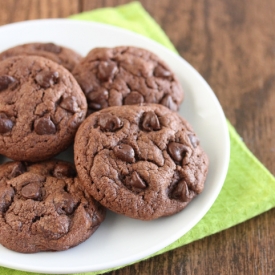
[0,160,106,253]
[0,55,87,162]
[72,46,184,114]
[74,104,208,220]
[0,42,82,72]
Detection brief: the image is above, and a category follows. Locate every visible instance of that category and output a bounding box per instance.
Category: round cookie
[72,46,184,114]
[74,104,208,220]
[0,160,106,253]
[0,42,82,72]
[0,55,87,162]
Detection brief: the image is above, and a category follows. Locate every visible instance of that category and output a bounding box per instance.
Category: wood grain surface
[1,0,275,274]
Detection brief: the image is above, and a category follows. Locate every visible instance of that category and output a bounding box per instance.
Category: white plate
[0,19,230,274]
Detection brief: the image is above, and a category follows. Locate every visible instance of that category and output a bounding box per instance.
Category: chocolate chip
[53,164,76,178]
[141,111,161,131]
[146,77,158,89]
[170,180,190,202]
[89,102,101,111]
[79,80,93,95]
[0,186,14,212]
[168,142,188,162]
[87,89,108,111]
[0,75,17,92]
[60,96,78,113]
[160,95,178,111]
[124,91,144,105]
[38,43,62,53]
[36,215,69,239]
[126,171,147,189]
[34,117,56,135]
[154,65,172,78]
[98,61,117,81]
[9,162,26,179]
[35,71,59,88]
[92,213,102,226]
[0,113,13,134]
[114,144,135,163]
[188,134,199,148]
[54,193,77,215]
[21,182,42,200]
[98,113,123,132]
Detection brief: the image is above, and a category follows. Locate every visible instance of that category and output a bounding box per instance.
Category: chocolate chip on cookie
[0,75,17,91]
[0,113,14,134]
[97,113,123,132]
[35,71,59,88]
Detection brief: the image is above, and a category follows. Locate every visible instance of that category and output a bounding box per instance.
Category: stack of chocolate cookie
[0,43,208,253]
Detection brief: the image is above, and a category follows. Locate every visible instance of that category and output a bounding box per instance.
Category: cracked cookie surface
[0,55,87,162]
[74,104,208,220]
[0,42,82,72]
[72,46,184,114]
[0,160,106,253]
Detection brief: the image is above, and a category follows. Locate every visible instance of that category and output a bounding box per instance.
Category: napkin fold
[2,2,275,275]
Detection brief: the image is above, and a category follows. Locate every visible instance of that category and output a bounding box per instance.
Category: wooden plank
[0,0,80,25]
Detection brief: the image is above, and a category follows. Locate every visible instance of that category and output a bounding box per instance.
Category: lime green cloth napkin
[2,2,275,275]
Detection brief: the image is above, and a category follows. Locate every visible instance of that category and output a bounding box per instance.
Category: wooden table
[1,0,275,274]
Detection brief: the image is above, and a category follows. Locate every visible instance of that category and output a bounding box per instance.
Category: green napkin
[2,2,275,275]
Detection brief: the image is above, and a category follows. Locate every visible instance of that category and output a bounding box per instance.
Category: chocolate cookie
[0,56,87,162]
[0,160,106,253]
[0,42,82,72]
[72,46,184,114]
[74,104,208,220]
